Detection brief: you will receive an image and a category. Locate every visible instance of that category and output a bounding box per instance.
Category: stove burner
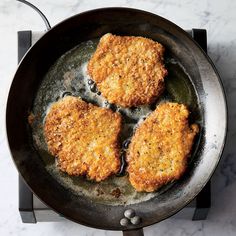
[18,29,210,223]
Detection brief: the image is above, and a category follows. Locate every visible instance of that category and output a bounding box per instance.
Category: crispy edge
[127,103,199,192]
[44,96,122,182]
[87,33,167,107]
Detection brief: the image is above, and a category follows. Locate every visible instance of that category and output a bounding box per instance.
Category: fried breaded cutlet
[127,103,199,192]
[44,96,121,182]
[87,33,167,107]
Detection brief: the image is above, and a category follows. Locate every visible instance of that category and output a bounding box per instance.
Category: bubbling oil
[31,39,200,205]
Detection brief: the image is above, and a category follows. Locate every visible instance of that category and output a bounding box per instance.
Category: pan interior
[30,38,201,205]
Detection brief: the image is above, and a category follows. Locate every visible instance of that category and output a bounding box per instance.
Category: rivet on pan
[124,209,135,219]
[120,218,129,226]
[130,216,141,225]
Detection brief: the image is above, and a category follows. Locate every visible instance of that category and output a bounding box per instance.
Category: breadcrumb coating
[87,33,167,107]
[44,96,121,181]
[127,102,199,192]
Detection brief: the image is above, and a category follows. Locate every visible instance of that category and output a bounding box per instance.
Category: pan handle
[16,0,51,30]
[123,228,144,236]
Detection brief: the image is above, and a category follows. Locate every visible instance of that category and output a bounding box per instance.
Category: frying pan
[6,3,227,236]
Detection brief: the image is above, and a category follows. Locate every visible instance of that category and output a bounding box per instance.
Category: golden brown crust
[44,96,121,182]
[127,102,199,192]
[87,33,167,107]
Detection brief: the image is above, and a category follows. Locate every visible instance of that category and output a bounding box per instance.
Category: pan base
[30,38,200,205]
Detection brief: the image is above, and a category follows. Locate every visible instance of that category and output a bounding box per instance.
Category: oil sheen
[31,39,200,205]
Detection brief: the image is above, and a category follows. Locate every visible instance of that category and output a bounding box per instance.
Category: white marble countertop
[0,0,236,235]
